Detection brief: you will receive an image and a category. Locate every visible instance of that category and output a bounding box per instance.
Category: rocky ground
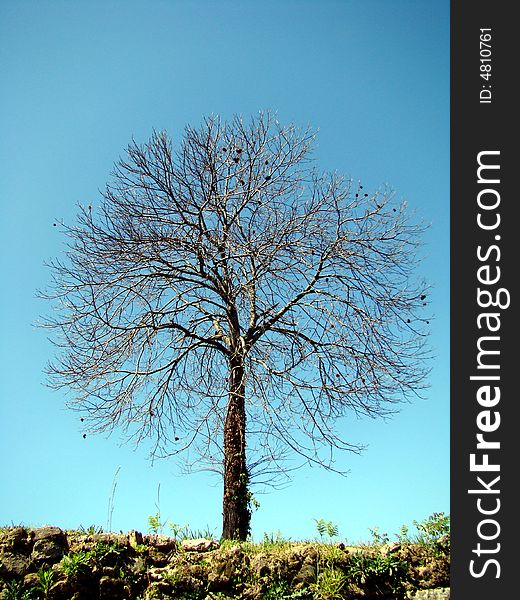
[0,526,450,599]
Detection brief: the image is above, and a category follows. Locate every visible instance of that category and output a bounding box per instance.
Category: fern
[314,518,339,541]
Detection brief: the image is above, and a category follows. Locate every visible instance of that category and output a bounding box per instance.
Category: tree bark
[222,353,250,540]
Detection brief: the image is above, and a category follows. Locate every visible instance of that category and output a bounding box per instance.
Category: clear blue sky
[0,0,449,542]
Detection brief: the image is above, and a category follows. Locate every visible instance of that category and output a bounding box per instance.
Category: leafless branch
[40,111,430,492]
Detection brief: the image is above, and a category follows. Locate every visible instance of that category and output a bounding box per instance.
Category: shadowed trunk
[222,353,250,540]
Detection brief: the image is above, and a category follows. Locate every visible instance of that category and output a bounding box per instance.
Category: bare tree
[41,112,429,540]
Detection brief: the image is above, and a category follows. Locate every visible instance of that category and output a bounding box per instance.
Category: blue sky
[0,0,449,542]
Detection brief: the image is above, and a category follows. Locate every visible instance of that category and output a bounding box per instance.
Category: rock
[144,581,174,599]
[208,549,244,580]
[99,575,128,599]
[146,547,169,568]
[185,563,207,579]
[412,589,450,600]
[46,580,75,600]
[147,566,168,582]
[0,551,31,577]
[98,547,125,568]
[252,556,271,578]
[287,554,304,574]
[181,538,219,552]
[31,526,67,543]
[0,527,30,552]
[292,558,316,586]
[91,533,128,547]
[31,538,68,565]
[30,527,69,566]
[173,573,206,594]
[128,530,143,547]
[23,572,39,588]
[102,566,119,578]
[144,534,177,553]
[381,541,401,555]
[207,569,230,589]
[129,555,147,576]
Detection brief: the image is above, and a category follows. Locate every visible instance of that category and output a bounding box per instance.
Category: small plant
[1,580,34,600]
[187,525,217,540]
[314,518,339,541]
[260,530,291,551]
[147,513,162,535]
[168,522,190,539]
[412,512,450,558]
[132,542,148,554]
[263,578,295,599]
[162,569,181,588]
[394,512,450,558]
[346,552,409,596]
[319,543,344,566]
[414,512,450,545]
[367,526,389,546]
[61,551,90,578]
[106,465,121,532]
[147,512,171,535]
[310,540,348,600]
[0,523,27,533]
[147,483,170,536]
[78,524,104,535]
[88,540,121,560]
[395,523,410,543]
[35,568,54,598]
[310,566,346,600]
[88,541,127,572]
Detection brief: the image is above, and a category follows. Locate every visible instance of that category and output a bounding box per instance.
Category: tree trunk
[222,354,250,540]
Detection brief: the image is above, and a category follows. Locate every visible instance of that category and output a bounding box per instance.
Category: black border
[451,1,517,596]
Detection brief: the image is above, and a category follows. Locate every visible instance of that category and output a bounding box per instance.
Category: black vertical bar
[451,1,516,598]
